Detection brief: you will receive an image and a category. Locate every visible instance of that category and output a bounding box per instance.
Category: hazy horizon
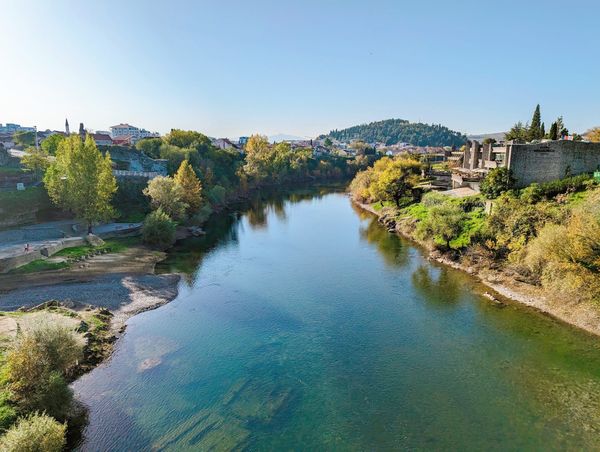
[3,0,599,138]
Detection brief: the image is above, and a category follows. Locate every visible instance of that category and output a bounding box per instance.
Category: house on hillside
[91,133,113,146]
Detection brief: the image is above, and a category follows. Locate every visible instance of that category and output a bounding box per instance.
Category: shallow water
[73,190,600,451]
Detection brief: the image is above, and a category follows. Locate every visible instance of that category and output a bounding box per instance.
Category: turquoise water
[73,190,600,451]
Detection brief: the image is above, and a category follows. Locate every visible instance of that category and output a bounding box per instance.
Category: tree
[0,413,66,452]
[584,127,600,142]
[13,131,36,147]
[44,135,117,233]
[164,129,209,149]
[174,160,202,213]
[142,208,176,248]
[323,137,333,147]
[505,122,529,141]
[21,147,50,179]
[370,158,422,206]
[40,134,65,155]
[548,121,559,140]
[135,138,162,159]
[480,167,515,198]
[528,104,543,140]
[417,202,466,249]
[243,134,271,180]
[143,175,188,220]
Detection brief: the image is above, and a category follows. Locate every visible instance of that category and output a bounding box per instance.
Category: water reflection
[358,213,409,268]
[157,184,346,283]
[411,265,463,306]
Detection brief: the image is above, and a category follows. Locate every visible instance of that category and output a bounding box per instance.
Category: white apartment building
[109,123,159,143]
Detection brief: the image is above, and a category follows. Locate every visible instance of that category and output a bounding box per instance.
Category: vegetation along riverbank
[350,155,600,336]
[0,130,370,448]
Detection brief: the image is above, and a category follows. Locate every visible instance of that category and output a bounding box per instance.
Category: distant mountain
[322,119,467,147]
[467,132,506,142]
[269,133,310,143]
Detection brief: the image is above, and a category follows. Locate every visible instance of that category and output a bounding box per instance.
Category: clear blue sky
[3,0,599,138]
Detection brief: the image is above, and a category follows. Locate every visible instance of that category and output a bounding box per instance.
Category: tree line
[323,118,467,147]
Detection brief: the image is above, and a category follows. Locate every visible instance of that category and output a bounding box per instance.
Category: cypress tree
[529,104,542,140]
[540,122,545,138]
[549,122,558,140]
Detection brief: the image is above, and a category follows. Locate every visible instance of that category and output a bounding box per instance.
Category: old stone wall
[508,141,600,187]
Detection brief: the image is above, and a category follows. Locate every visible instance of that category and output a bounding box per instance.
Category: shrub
[6,324,82,420]
[0,413,66,452]
[520,183,542,204]
[142,208,176,249]
[538,174,593,199]
[480,167,515,199]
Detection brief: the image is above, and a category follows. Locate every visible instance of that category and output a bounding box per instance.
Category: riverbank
[355,200,600,338]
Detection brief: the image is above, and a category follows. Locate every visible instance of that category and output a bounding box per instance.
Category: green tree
[13,131,36,147]
[548,121,559,140]
[142,208,176,248]
[40,134,65,155]
[44,135,117,233]
[0,413,66,452]
[135,137,162,159]
[505,121,529,141]
[143,175,188,220]
[21,147,50,179]
[323,137,333,147]
[417,203,466,249]
[480,167,515,199]
[528,104,542,140]
[174,159,202,214]
[164,129,209,149]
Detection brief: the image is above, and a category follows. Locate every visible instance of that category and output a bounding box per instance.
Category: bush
[143,176,188,221]
[6,324,82,420]
[142,208,176,248]
[0,413,66,452]
[538,174,593,199]
[520,183,542,204]
[480,167,515,199]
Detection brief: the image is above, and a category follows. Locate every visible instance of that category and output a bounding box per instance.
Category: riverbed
[73,190,600,450]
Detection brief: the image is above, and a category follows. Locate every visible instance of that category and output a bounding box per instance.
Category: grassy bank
[11,237,142,274]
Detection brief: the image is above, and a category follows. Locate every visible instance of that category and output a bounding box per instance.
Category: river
[73,188,600,450]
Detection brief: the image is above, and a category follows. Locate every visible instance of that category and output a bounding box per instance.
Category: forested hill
[323,119,467,147]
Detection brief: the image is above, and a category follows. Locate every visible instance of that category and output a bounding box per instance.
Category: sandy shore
[0,245,181,334]
[356,200,600,337]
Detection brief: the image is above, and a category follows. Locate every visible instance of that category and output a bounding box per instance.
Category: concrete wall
[508,141,600,187]
[0,237,86,273]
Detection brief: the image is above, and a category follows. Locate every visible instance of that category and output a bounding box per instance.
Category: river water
[73,189,600,450]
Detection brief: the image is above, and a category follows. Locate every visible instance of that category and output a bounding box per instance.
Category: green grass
[0,187,53,219]
[371,201,395,211]
[12,260,69,274]
[401,203,429,221]
[54,236,140,259]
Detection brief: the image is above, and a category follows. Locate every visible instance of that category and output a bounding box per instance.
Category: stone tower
[79,123,85,140]
[65,118,70,135]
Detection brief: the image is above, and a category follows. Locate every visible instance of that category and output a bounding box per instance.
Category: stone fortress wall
[507,141,600,187]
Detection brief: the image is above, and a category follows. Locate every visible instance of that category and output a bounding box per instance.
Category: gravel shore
[0,273,180,321]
